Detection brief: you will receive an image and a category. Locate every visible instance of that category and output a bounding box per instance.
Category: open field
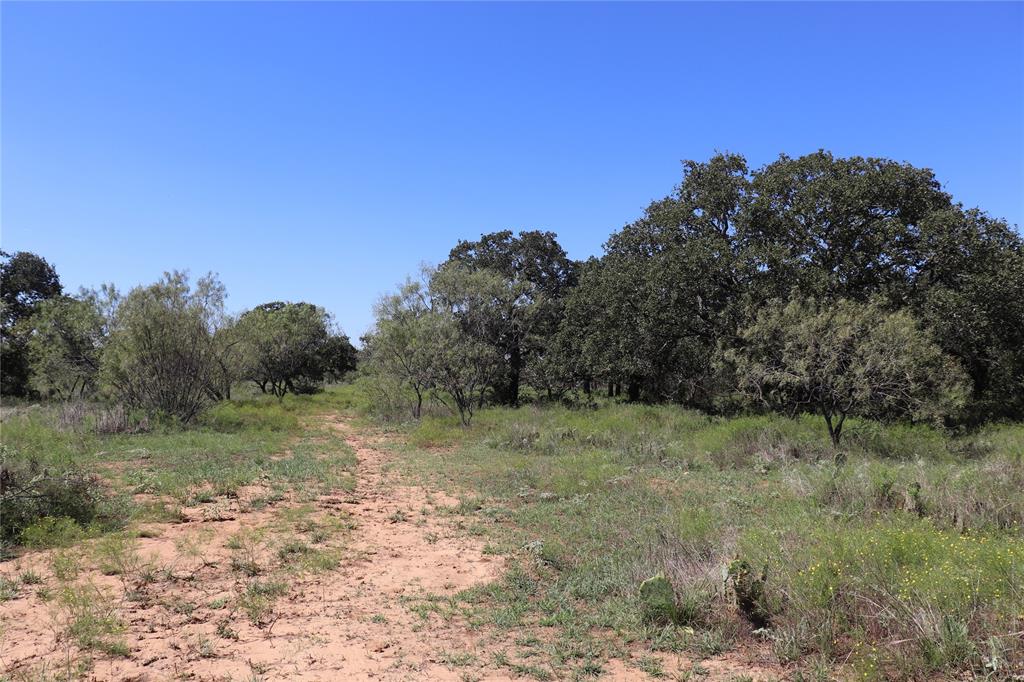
[1,395,505,681]
[4,2,1023,680]
[3,387,1021,680]
[383,396,1024,680]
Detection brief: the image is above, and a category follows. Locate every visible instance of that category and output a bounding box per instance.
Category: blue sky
[3,2,1022,339]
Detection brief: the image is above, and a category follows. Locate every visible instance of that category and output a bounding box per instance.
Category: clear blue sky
[3,2,1022,340]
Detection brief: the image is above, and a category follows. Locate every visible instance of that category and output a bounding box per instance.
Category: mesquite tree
[730,297,969,447]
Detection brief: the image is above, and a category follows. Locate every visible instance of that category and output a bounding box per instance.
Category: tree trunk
[627,381,640,402]
[824,414,836,446]
[823,410,846,451]
[507,344,522,406]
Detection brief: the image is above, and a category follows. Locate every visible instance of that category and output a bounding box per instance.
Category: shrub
[101,271,225,422]
[20,516,88,548]
[0,446,127,550]
[731,297,969,448]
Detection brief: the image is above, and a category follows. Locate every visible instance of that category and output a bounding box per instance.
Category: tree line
[0,260,356,421]
[362,150,1023,442]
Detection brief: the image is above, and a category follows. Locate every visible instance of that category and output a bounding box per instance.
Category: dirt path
[295,415,511,680]
[2,414,781,681]
[1,414,511,681]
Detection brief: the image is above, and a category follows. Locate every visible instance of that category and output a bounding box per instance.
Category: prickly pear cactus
[639,573,677,625]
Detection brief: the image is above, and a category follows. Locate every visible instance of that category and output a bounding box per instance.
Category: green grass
[387,400,1024,680]
[0,386,361,678]
[1,388,358,552]
[56,583,130,657]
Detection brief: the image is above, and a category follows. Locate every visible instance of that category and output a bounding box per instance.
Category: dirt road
[2,414,781,681]
[1,415,509,681]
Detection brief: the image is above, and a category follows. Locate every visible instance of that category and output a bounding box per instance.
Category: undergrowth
[389,397,1024,679]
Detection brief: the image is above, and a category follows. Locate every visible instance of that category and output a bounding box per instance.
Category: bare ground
[1,414,780,681]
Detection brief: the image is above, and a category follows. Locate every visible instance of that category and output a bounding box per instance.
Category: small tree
[205,316,244,401]
[101,272,224,422]
[235,302,353,398]
[422,310,502,426]
[364,271,503,424]
[730,297,969,447]
[363,279,435,418]
[1,250,64,397]
[26,295,105,399]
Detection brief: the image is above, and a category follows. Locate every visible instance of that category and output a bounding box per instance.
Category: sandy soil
[1,416,510,681]
[1,415,781,681]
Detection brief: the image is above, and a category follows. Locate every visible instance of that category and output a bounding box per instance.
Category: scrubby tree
[364,270,505,424]
[235,301,354,398]
[419,307,502,426]
[1,250,63,396]
[204,316,243,401]
[363,278,435,417]
[730,297,970,447]
[26,295,106,399]
[101,272,225,422]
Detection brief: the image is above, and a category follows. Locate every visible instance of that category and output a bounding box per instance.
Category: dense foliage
[1,266,356,420]
[364,150,1023,440]
[1,250,64,396]
[235,301,356,398]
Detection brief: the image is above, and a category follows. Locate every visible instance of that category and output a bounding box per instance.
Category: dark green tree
[739,150,952,304]
[1,251,63,396]
[561,153,749,405]
[320,334,359,383]
[440,230,575,405]
[235,301,354,398]
[910,208,1024,421]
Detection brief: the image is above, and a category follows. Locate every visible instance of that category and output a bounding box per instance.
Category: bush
[731,297,969,448]
[20,516,88,548]
[638,573,678,625]
[0,446,127,551]
[101,272,226,422]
